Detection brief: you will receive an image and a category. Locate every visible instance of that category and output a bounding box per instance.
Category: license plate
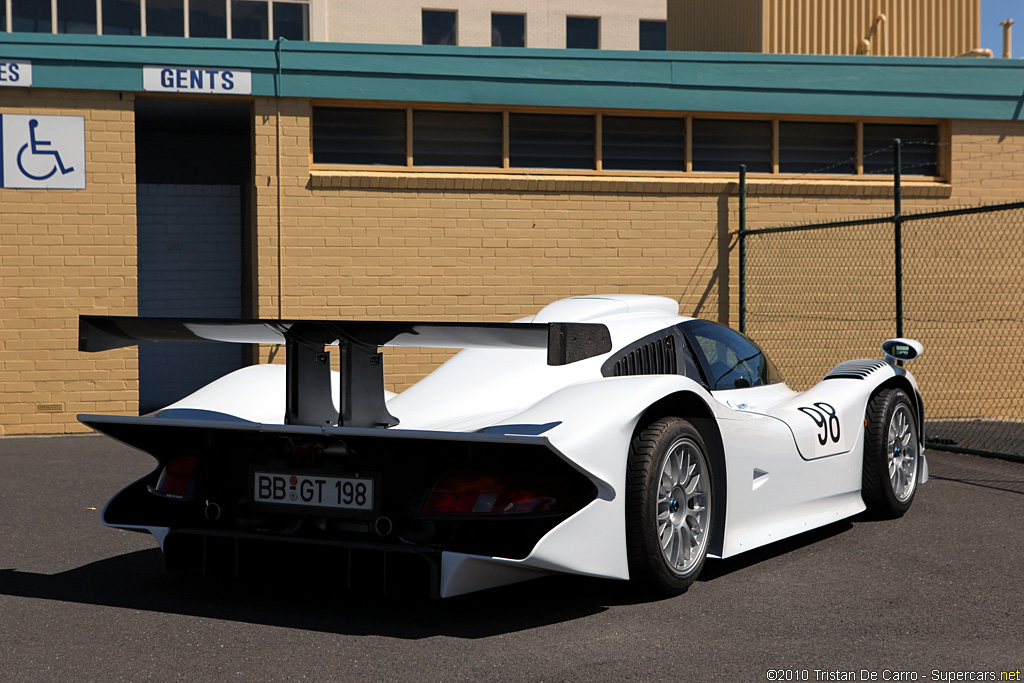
[253,472,374,511]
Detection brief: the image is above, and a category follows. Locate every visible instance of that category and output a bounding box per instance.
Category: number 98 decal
[798,402,841,445]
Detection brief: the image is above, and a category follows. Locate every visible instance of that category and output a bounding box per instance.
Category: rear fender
[632,392,727,559]
[470,375,721,582]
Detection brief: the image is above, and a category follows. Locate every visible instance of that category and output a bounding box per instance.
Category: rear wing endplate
[79,316,612,429]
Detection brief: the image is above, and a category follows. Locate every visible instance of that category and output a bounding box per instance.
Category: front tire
[862,388,920,518]
[626,418,712,595]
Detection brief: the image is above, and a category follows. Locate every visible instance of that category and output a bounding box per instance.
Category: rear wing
[79,316,612,429]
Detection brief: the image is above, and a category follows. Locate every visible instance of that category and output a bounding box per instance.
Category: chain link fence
[740,201,1024,460]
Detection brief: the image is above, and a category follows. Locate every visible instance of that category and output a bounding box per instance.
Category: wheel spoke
[660,468,674,495]
[684,448,696,483]
[659,520,672,550]
[684,472,701,496]
[685,514,703,538]
[676,526,691,565]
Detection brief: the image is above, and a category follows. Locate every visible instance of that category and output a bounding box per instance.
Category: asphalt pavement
[1,434,1022,682]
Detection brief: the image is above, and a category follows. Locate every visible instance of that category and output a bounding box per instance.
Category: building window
[692,119,772,173]
[566,16,599,49]
[312,107,407,166]
[603,116,685,171]
[413,111,502,167]
[639,20,666,51]
[779,122,856,174]
[311,105,939,179]
[232,0,268,38]
[422,10,457,46]
[147,0,185,37]
[190,0,227,38]
[273,1,308,40]
[102,0,142,35]
[864,124,939,176]
[510,113,595,169]
[491,13,525,47]
[12,0,51,33]
[8,1,309,39]
[57,0,97,34]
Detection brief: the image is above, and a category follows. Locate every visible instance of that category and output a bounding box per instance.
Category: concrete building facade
[325,0,666,49]
[0,34,1022,435]
[0,0,667,50]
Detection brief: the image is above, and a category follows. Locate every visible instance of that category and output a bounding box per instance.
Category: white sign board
[0,60,32,87]
[143,65,252,95]
[0,114,86,189]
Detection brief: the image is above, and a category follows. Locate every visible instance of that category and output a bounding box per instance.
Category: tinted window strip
[414,111,502,167]
[312,107,406,166]
[509,113,595,169]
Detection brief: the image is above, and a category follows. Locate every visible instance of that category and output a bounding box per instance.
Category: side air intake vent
[601,326,703,383]
[824,360,888,380]
[607,335,677,377]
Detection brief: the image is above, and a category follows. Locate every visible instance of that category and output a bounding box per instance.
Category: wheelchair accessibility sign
[0,114,85,189]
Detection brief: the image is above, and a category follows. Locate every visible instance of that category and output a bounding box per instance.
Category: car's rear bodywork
[78,295,927,597]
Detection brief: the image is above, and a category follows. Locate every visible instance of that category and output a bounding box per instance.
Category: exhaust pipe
[374,516,393,537]
[204,500,222,521]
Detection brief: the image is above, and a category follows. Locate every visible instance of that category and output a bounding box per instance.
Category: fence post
[738,164,747,334]
[893,139,903,340]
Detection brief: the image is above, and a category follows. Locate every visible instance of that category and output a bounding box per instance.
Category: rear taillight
[148,456,198,500]
[422,469,565,516]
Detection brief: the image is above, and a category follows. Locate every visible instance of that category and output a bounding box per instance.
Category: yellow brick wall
[253,98,738,391]
[0,89,137,435]
[251,99,1024,406]
[3,90,1023,435]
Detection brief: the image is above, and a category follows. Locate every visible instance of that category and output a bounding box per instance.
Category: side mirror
[882,338,923,364]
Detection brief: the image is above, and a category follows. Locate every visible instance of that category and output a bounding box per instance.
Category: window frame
[638,19,666,51]
[2,0,311,39]
[422,8,457,46]
[491,11,525,48]
[565,15,600,50]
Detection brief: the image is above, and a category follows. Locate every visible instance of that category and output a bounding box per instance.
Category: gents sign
[0,60,32,87]
[143,66,252,94]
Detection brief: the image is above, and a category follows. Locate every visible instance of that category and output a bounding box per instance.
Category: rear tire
[626,418,712,595]
[862,388,919,518]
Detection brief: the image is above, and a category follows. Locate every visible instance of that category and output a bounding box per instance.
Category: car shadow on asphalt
[0,520,855,639]
[697,519,853,581]
[0,549,611,638]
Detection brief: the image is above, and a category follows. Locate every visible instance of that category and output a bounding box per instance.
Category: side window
[683,320,781,390]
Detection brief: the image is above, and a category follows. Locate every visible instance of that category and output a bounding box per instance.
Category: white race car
[79,295,926,598]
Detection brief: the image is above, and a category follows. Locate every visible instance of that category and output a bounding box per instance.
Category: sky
[981,0,1021,58]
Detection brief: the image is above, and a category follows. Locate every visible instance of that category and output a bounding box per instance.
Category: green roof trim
[2,33,1023,121]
